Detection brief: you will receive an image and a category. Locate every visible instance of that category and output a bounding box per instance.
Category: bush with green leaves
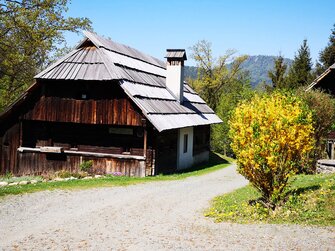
[296,88,335,172]
[211,80,254,156]
[80,160,93,172]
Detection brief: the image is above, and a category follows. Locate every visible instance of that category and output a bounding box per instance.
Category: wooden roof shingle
[34,31,222,131]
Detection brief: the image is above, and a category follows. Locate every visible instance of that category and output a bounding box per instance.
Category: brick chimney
[165,49,187,103]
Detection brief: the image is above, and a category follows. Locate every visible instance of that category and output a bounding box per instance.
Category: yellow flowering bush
[229,92,315,205]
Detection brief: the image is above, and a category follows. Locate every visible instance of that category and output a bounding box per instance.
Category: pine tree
[286,39,313,88]
[317,23,335,74]
[268,55,287,88]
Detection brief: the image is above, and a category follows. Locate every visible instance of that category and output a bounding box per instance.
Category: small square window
[183,134,188,153]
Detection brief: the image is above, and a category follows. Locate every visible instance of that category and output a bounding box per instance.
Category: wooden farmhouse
[306,63,335,159]
[0,31,222,177]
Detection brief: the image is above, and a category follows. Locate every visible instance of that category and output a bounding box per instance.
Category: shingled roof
[34,31,222,132]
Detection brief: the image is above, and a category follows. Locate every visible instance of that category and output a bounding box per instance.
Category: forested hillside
[185,55,293,87]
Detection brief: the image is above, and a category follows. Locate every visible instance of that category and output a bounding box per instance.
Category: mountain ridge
[185,55,293,87]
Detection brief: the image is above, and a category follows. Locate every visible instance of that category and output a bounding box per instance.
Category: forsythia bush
[229,92,315,206]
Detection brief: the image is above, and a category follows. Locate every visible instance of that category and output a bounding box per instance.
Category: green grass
[205,173,335,226]
[0,152,230,198]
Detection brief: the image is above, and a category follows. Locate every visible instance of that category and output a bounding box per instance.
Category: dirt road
[0,164,333,250]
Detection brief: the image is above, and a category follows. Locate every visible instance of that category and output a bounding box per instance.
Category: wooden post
[143,128,147,158]
[0,136,2,174]
[142,118,147,159]
[151,148,155,176]
[17,119,23,175]
[19,118,23,147]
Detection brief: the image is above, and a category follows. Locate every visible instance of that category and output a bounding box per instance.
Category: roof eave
[0,81,39,124]
[306,68,332,91]
[34,48,81,79]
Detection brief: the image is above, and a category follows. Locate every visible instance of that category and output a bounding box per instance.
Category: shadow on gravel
[175,152,229,175]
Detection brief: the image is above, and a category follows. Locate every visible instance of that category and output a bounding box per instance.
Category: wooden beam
[17,147,145,160]
[40,146,63,153]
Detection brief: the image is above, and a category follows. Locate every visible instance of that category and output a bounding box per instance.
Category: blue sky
[65,0,335,66]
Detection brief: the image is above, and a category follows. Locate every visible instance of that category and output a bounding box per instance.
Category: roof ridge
[83,31,166,69]
[95,47,122,80]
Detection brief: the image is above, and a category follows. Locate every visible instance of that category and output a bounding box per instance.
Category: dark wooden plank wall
[0,123,20,174]
[13,80,145,126]
[22,121,144,151]
[16,150,154,177]
[23,96,143,126]
[0,137,2,174]
[314,71,335,95]
[0,80,157,176]
[145,148,155,176]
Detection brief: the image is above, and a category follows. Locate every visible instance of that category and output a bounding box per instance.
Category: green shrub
[80,160,93,172]
[4,171,12,179]
[296,88,335,173]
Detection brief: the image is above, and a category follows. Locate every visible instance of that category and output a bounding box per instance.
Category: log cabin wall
[17,151,152,177]
[21,121,145,152]
[0,79,157,176]
[0,123,20,174]
[23,80,143,126]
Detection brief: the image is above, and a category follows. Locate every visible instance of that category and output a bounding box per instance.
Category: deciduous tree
[0,0,91,111]
[211,78,253,156]
[190,40,248,111]
[189,40,251,156]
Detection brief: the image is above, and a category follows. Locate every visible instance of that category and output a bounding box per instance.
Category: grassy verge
[205,173,335,226]
[0,152,231,198]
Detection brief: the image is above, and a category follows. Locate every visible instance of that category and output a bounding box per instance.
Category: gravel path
[0,164,334,251]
